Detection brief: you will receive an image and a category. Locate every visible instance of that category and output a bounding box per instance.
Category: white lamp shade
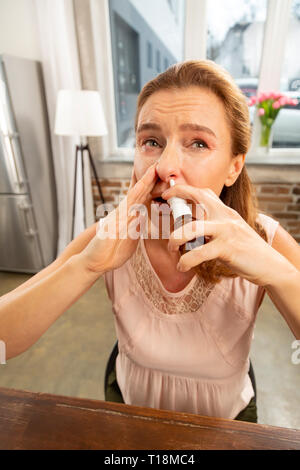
[54,90,108,137]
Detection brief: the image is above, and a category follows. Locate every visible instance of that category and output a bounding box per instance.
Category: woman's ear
[224,154,246,187]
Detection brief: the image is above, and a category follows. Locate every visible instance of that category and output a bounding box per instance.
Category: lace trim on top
[130,240,215,315]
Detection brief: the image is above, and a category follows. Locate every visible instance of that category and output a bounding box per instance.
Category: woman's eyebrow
[136,122,216,138]
[136,122,162,134]
[179,123,216,138]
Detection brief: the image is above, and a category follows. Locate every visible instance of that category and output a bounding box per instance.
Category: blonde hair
[135,60,267,284]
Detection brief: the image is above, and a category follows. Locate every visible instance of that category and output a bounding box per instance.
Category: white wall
[0,0,41,60]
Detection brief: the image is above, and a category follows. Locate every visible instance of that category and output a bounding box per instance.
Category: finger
[128,166,137,191]
[168,220,219,252]
[162,185,222,215]
[177,239,221,272]
[127,162,158,204]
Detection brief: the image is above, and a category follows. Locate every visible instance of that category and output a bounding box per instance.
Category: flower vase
[260,124,273,152]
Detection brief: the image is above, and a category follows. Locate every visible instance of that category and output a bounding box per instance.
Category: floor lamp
[54,90,108,240]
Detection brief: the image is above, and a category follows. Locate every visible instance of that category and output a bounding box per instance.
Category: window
[156,50,161,73]
[108,0,185,148]
[206,0,268,155]
[168,0,180,21]
[147,41,153,68]
[272,0,300,148]
[91,0,300,160]
[206,0,267,82]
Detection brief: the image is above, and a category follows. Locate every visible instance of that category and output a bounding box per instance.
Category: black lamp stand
[71,143,105,240]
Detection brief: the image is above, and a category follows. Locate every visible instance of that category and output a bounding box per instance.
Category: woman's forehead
[137,87,227,129]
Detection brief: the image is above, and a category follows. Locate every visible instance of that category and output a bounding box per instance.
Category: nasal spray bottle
[168,179,205,254]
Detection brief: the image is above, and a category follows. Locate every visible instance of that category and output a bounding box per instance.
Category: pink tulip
[258,108,265,116]
[258,93,266,102]
[265,92,273,100]
[248,96,258,106]
[292,99,299,106]
[279,97,287,107]
[272,101,281,109]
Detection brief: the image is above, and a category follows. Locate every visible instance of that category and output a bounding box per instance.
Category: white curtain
[35,0,94,256]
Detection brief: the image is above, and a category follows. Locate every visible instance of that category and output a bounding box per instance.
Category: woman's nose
[156,146,181,183]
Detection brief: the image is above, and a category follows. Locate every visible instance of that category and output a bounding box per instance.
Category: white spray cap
[168,179,192,220]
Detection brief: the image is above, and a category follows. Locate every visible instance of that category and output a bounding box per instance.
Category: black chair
[104,341,119,399]
[104,341,257,403]
[248,359,257,402]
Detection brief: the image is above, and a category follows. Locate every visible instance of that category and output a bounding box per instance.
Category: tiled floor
[0,270,299,430]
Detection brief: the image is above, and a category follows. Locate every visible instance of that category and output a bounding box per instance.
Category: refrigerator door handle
[1,132,27,192]
[18,201,38,237]
[8,134,28,192]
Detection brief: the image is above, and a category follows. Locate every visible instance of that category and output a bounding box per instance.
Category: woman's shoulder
[256,212,279,245]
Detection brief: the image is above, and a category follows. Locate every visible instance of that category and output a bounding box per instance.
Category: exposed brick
[264,203,287,211]
[292,186,300,195]
[285,221,300,229]
[287,204,300,212]
[278,186,291,194]
[272,212,298,220]
[94,194,115,202]
[259,185,290,195]
[257,195,293,203]
[107,189,123,195]
[260,186,276,193]
[257,202,269,211]
[288,228,300,236]
[99,179,122,187]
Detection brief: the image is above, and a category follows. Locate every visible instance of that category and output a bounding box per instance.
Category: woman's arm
[0,254,102,360]
[0,162,158,360]
[162,185,300,339]
[264,268,300,339]
[9,222,98,295]
[0,222,99,360]
[264,223,300,338]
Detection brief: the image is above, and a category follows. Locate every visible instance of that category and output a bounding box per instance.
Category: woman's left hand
[161,184,286,287]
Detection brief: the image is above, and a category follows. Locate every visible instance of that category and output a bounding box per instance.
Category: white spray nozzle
[168,179,192,219]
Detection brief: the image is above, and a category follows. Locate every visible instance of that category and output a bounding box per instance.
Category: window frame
[90,0,300,163]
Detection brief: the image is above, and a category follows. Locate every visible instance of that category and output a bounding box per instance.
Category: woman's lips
[152,196,168,205]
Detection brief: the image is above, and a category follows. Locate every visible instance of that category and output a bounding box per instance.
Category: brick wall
[255,183,300,242]
[92,178,300,243]
[92,178,130,215]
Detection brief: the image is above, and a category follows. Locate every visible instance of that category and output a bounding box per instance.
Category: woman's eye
[191,140,208,149]
[143,139,159,147]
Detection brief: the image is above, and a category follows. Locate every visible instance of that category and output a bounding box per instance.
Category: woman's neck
[143,238,196,293]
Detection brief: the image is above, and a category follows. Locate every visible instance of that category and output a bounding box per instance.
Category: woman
[0,60,299,423]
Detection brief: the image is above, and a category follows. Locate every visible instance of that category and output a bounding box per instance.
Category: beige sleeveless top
[103,213,279,419]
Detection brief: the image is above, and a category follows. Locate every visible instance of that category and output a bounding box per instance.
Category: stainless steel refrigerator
[0,54,58,273]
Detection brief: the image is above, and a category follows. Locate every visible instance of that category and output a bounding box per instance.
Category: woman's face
[134,86,245,204]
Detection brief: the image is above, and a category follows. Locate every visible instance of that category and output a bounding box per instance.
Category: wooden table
[0,387,299,450]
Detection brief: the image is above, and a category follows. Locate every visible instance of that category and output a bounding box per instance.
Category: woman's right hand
[78,162,158,274]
